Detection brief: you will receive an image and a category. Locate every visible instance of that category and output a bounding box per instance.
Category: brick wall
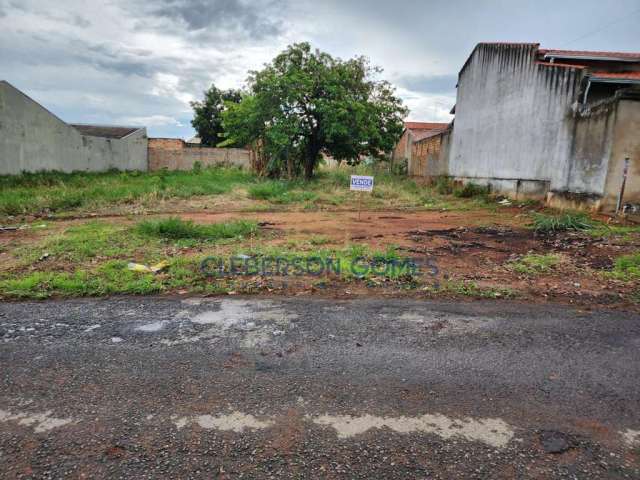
[410,135,441,176]
[148,138,251,171]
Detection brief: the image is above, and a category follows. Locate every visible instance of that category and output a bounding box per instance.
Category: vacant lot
[1,166,639,309]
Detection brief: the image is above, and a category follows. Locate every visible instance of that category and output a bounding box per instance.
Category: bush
[531,212,596,233]
[434,177,455,195]
[136,217,257,241]
[454,183,490,198]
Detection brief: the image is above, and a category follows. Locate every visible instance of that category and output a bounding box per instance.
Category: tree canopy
[223,43,407,179]
[190,85,242,147]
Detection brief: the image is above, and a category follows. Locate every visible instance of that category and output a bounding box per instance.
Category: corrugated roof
[589,71,640,81]
[71,124,141,139]
[414,129,448,143]
[541,49,640,61]
[404,122,448,131]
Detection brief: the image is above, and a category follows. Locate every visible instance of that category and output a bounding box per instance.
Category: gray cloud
[2,0,639,137]
[72,15,91,28]
[150,0,283,39]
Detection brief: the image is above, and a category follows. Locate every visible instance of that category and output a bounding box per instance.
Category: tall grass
[136,217,258,240]
[247,180,317,203]
[0,167,253,216]
[531,212,596,233]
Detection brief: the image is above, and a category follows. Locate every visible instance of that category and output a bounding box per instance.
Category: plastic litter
[127,260,170,273]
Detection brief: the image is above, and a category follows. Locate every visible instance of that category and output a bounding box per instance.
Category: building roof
[404,121,449,131]
[414,129,449,143]
[70,124,142,139]
[540,49,640,62]
[589,71,640,83]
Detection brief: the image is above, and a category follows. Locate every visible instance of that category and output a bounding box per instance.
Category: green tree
[190,85,242,147]
[223,43,407,179]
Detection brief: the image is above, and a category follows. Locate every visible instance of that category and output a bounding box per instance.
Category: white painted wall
[449,44,603,195]
[0,81,147,175]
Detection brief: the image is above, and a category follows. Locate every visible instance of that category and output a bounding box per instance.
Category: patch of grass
[15,221,159,265]
[428,280,516,299]
[531,212,597,233]
[588,224,640,240]
[0,261,164,299]
[510,253,561,275]
[247,180,317,204]
[609,253,640,281]
[309,235,331,246]
[225,243,418,281]
[136,217,258,241]
[434,177,455,195]
[0,167,254,217]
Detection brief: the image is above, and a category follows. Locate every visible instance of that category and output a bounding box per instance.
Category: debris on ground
[127,261,170,274]
[539,430,572,454]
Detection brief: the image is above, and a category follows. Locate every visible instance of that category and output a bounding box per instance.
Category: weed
[136,217,258,241]
[430,280,516,299]
[531,212,596,233]
[608,253,640,281]
[454,183,490,198]
[309,235,331,246]
[510,253,561,275]
[434,177,455,195]
[248,181,317,204]
[0,167,252,217]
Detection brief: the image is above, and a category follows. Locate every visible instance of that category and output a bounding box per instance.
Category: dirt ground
[2,206,638,310]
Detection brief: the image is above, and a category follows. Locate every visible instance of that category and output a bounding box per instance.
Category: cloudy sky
[1,0,639,138]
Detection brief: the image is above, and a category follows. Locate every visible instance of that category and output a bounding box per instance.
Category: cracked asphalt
[1,296,639,479]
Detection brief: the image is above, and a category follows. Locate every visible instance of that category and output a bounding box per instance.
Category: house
[410,124,453,176]
[0,81,148,175]
[441,43,640,212]
[392,121,448,171]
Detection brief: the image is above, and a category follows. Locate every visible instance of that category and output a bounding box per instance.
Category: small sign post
[350,175,374,220]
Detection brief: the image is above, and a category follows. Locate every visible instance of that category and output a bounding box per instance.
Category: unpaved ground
[1,208,638,309]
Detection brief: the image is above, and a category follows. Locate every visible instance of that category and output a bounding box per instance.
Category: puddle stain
[162,299,296,347]
[621,429,640,446]
[0,409,76,433]
[136,320,167,332]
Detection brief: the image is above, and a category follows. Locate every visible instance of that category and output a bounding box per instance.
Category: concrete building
[0,81,147,175]
[392,121,448,171]
[443,43,640,212]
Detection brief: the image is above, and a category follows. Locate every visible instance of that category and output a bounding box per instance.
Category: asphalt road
[1,296,639,479]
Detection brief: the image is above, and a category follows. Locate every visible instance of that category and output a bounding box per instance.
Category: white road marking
[310,413,515,448]
[0,409,76,433]
[173,411,275,432]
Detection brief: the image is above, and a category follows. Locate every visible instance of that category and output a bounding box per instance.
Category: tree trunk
[304,140,321,180]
